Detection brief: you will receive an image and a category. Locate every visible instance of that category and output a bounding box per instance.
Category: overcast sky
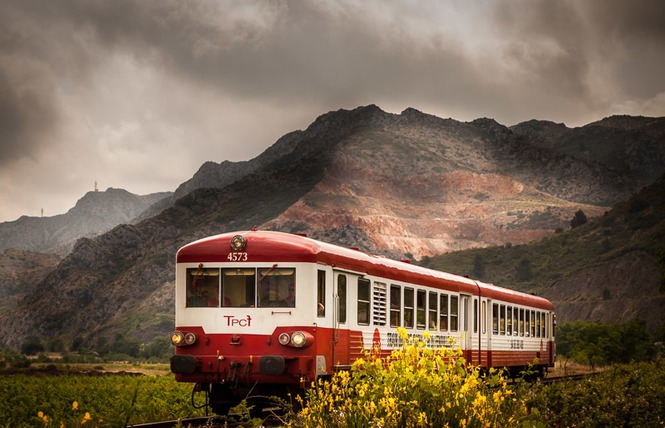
[1,0,664,222]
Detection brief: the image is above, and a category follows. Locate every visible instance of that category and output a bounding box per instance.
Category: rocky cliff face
[0,105,663,350]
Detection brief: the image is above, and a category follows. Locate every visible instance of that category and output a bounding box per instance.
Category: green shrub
[0,374,206,427]
[526,361,665,427]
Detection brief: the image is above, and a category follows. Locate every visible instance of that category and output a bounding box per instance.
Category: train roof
[177,230,553,311]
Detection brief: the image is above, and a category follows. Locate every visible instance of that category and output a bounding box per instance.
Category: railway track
[129,417,216,428]
[541,371,603,385]
[128,412,287,428]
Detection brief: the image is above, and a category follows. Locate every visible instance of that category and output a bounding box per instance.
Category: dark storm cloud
[3,1,480,104]
[0,0,664,222]
[494,0,665,104]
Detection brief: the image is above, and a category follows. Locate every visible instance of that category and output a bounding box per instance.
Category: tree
[21,336,45,356]
[471,254,485,279]
[570,209,588,229]
[556,320,656,367]
[516,257,532,281]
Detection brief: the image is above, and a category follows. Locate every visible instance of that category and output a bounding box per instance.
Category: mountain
[0,188,171,255]
[511,115,665,183]
[422,174,665,334]
[0,248,60,304]
[0,105,663,350]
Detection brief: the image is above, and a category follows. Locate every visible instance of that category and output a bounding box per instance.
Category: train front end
[170,231,323,415]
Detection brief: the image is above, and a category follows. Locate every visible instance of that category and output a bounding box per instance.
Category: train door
[460,294,472,360]
[332,271,349,369]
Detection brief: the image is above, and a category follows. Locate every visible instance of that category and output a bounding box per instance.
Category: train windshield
[185,267,295,308]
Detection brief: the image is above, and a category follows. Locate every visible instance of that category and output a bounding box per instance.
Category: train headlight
[171,331,185,347]
[230,235,247,251]
[278,332,291,346]
[184,332,197,345]
[277,330,314,348]
[291,331,307,347]
[171,330,196,347]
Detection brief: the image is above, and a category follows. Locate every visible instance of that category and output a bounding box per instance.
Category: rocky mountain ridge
[0,188,171,255]
[0,105,663,350]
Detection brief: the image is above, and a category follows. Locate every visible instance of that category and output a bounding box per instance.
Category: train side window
[513,308,520,336]
[390,285,401,327]
[450,295,459,331]
[404,287,414,328]
[222,268,256,307]
[499,305,505,335]
[358,278,370,325]
[440,294,449,331]
[416,289,426,330]
[540,312,545,337]
[492,303,498,334]
[506,305,512,335]
[530,310,536,337]
[317,270,326,317]
[482,301,487,335]
[519,308,525,337]
[546,313,550,338]
[337,275,347,324]
[187,268,220,307]
[428,291,438,330]
[404,287,415,329]
[258,268,295,308]
[536,311,541,338]
[473,298,478,334]
[525,310,530,337]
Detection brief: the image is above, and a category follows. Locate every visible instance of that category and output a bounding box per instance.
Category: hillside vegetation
[421,174,665,333]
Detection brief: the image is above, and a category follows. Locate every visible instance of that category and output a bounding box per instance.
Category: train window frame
[506,305,512,336]
[404,287,415,329]
[519,308,525,337]
[337,274,347,324]
[357,278,371,326]
[186,267,221,308]
[450,295,459,332]
[416,289,426,330]
[222,268,256,307]
[258,268,296,308]
[440,294,449,331]
[390,284,401,327]
[428,291,438,330]
[317,270,326,317]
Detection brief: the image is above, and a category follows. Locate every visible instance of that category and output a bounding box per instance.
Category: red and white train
[170,230,555,414]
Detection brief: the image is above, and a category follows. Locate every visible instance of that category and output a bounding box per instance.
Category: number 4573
[227,252,248,261]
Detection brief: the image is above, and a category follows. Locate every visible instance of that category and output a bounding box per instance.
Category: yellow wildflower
[81,412,92,424]
[72,401,79,411]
